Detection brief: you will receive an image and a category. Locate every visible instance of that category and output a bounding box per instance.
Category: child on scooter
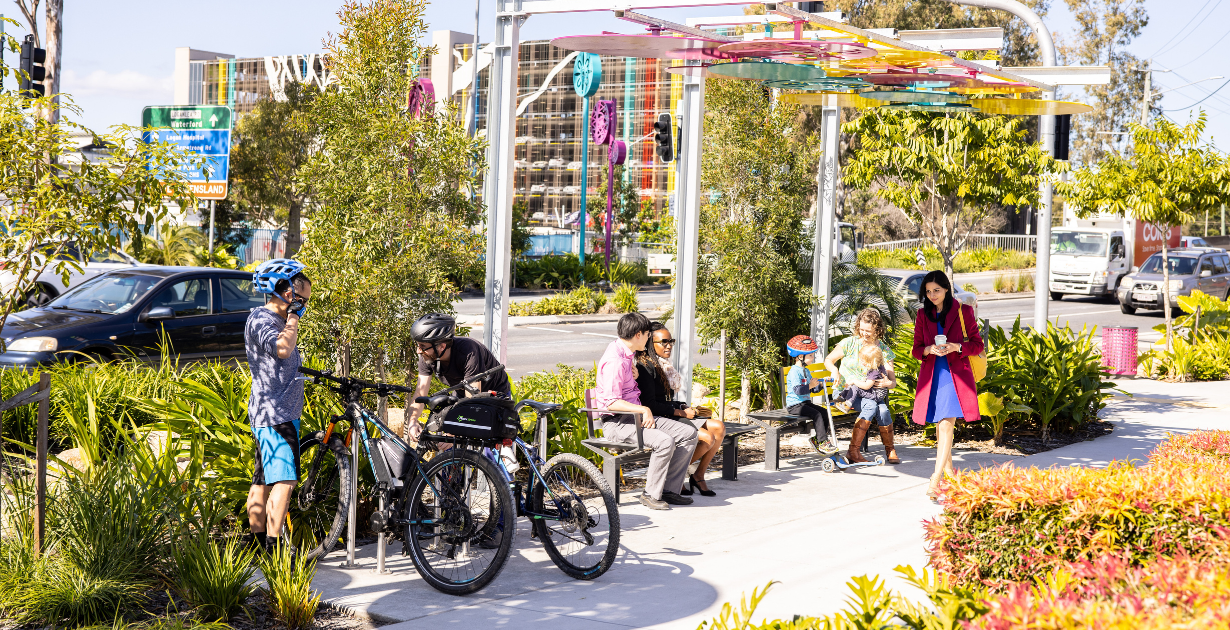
[785,335,840,455]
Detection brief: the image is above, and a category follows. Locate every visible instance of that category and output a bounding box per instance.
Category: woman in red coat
[911,271,983,500]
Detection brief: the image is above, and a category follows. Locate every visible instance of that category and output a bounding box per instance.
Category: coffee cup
[934,334,947,349]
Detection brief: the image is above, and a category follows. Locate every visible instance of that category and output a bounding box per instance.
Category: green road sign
[142,105,232,131]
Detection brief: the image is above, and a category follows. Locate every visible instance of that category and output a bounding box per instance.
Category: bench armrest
[585,410,646,450]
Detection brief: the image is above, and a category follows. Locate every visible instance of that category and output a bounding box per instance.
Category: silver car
[0,243,141,309]
[877,269,980,316]
[1116,248,1230,315]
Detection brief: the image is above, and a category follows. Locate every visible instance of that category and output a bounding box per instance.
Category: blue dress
[926,319,963,424]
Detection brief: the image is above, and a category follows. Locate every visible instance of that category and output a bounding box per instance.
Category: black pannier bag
[439,395,520,441]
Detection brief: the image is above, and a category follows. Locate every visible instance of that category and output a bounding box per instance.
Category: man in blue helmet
[245,258,312,553]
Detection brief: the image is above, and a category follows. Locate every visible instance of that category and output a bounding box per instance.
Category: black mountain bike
[291,366,515,595]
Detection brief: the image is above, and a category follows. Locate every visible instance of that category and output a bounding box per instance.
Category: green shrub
[513,364,600,465]
[3,560,146,627]
[889,320,1118,442]
[961,282,977,294]
[260,543,321,630]
[857,246,1035,273]
[172,535,257,622]
[614,283,639,313]
[507,286,607,316]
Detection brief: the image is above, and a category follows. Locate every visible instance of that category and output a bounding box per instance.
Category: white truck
[1048,210,1179,301]
[645,221,859,277]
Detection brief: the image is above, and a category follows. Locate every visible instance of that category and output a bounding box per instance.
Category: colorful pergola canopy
[552,28,1093,115]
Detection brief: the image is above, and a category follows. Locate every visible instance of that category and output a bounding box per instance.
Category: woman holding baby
[911,271,983,500]
[822,308,899,465]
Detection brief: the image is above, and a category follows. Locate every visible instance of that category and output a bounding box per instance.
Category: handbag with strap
[957,306,987,382]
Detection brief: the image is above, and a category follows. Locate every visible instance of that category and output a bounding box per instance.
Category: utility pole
[1140,59,1152,125]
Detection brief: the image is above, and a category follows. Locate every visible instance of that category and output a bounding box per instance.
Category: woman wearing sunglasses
[634,322,726,496]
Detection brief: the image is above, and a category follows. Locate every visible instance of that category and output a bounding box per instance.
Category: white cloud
[60,69,173,99]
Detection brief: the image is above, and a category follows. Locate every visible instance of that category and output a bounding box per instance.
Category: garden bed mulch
[612,416,1116,492]
[0,587,391,630]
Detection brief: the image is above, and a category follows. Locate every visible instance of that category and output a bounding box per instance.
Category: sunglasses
[654,338,677,346]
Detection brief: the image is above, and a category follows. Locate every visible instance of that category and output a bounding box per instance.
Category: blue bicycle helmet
[252,258,306,295]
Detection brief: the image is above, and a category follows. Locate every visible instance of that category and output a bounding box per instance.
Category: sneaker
[639,492,670,510]
[810,435,839,455]
[661,491,694,506]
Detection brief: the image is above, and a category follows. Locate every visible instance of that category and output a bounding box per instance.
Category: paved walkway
[312,378,1227,628]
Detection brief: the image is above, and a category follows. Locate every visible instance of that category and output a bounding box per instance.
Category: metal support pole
[482,0,524,363]
[718,330,726,422]
[467,0,481,137]
[340,422,360,568]
[811,104,840,352]
[937,0,1056,327]
[207,200,216,266]
[671,63,704,403]
[34,372,49,556]
[579,96,590,272]
[374,491,390,574]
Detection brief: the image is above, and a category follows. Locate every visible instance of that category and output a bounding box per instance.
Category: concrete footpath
[312,378,1227,629]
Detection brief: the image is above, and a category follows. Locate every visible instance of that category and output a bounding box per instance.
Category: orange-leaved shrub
[968,553,1230,629]
[925,431,1230,587]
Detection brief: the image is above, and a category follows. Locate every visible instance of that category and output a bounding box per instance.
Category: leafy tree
[230,82,320,257]
[586,164,641,241]
[843,111,1062,277]
[696,78,819,411]
[1059,113,1229,349]
[0,85,199,337]
[1058,0,1149,164]
[127,222,205,266]
[296,0,485,392]
[199,198,254,251]
[511,200,533,258]
[635,199,674,246]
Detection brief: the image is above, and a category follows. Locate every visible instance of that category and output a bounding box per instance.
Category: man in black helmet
[406,313,511,440]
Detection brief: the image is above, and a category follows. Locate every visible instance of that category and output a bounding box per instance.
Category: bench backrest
[781,363,836,407]
[581,388,601,440]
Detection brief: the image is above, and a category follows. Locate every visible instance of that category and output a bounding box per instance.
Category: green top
[834,336,896,387]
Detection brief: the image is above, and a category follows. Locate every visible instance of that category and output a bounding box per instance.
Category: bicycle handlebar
[427,364,506,398]
[298,366,417,395]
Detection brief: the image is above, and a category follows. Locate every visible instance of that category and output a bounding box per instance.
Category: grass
[172,535,258,622]
[992,272,1036,293]
[260,543,321,630]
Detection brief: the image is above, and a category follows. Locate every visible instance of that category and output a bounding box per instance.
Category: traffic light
[19,35,47,101]
[797,2,824,12]
[1054,114,1072,161]
[653,113,673,163]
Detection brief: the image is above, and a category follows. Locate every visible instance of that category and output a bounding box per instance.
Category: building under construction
[172,32,683,227]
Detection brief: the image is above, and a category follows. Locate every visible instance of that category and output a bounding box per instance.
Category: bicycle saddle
[415,394,458,411]
[518,400,562,414]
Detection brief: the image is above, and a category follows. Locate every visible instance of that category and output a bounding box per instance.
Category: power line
[1161,77,1230,110]
[1164,27,1230,71]
[1151,0,1223,58]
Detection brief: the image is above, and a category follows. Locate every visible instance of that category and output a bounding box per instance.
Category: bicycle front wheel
[405,448,514,595]
[285,430,352,560]
[531,453,619,580]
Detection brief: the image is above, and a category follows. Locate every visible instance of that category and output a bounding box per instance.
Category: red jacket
[911,303,983,424]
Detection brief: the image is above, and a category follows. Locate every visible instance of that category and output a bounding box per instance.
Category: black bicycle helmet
[411,313,456,344]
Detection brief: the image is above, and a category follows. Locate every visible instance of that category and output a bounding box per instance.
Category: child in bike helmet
[785,335,839,455]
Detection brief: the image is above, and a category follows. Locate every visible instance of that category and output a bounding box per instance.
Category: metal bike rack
[340,422,362,569]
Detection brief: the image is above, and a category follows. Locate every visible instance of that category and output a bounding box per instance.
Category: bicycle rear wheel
[531,453,619,580]
[285,430,352,560]
[405,448,514,595]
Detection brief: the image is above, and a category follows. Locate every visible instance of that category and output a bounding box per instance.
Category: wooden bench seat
[744,363,864,471]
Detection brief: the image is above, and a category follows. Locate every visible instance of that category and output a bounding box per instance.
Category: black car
[0,266,266,368]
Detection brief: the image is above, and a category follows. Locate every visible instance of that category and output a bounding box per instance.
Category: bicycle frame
[482,411,587,526]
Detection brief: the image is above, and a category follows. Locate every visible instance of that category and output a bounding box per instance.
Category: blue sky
[4,0,1227,148]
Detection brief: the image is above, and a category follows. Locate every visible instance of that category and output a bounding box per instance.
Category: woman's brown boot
[847,420,870,463]
[878,425,900,464]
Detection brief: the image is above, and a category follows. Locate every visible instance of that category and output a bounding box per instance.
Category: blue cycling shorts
[252,419,300,485]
